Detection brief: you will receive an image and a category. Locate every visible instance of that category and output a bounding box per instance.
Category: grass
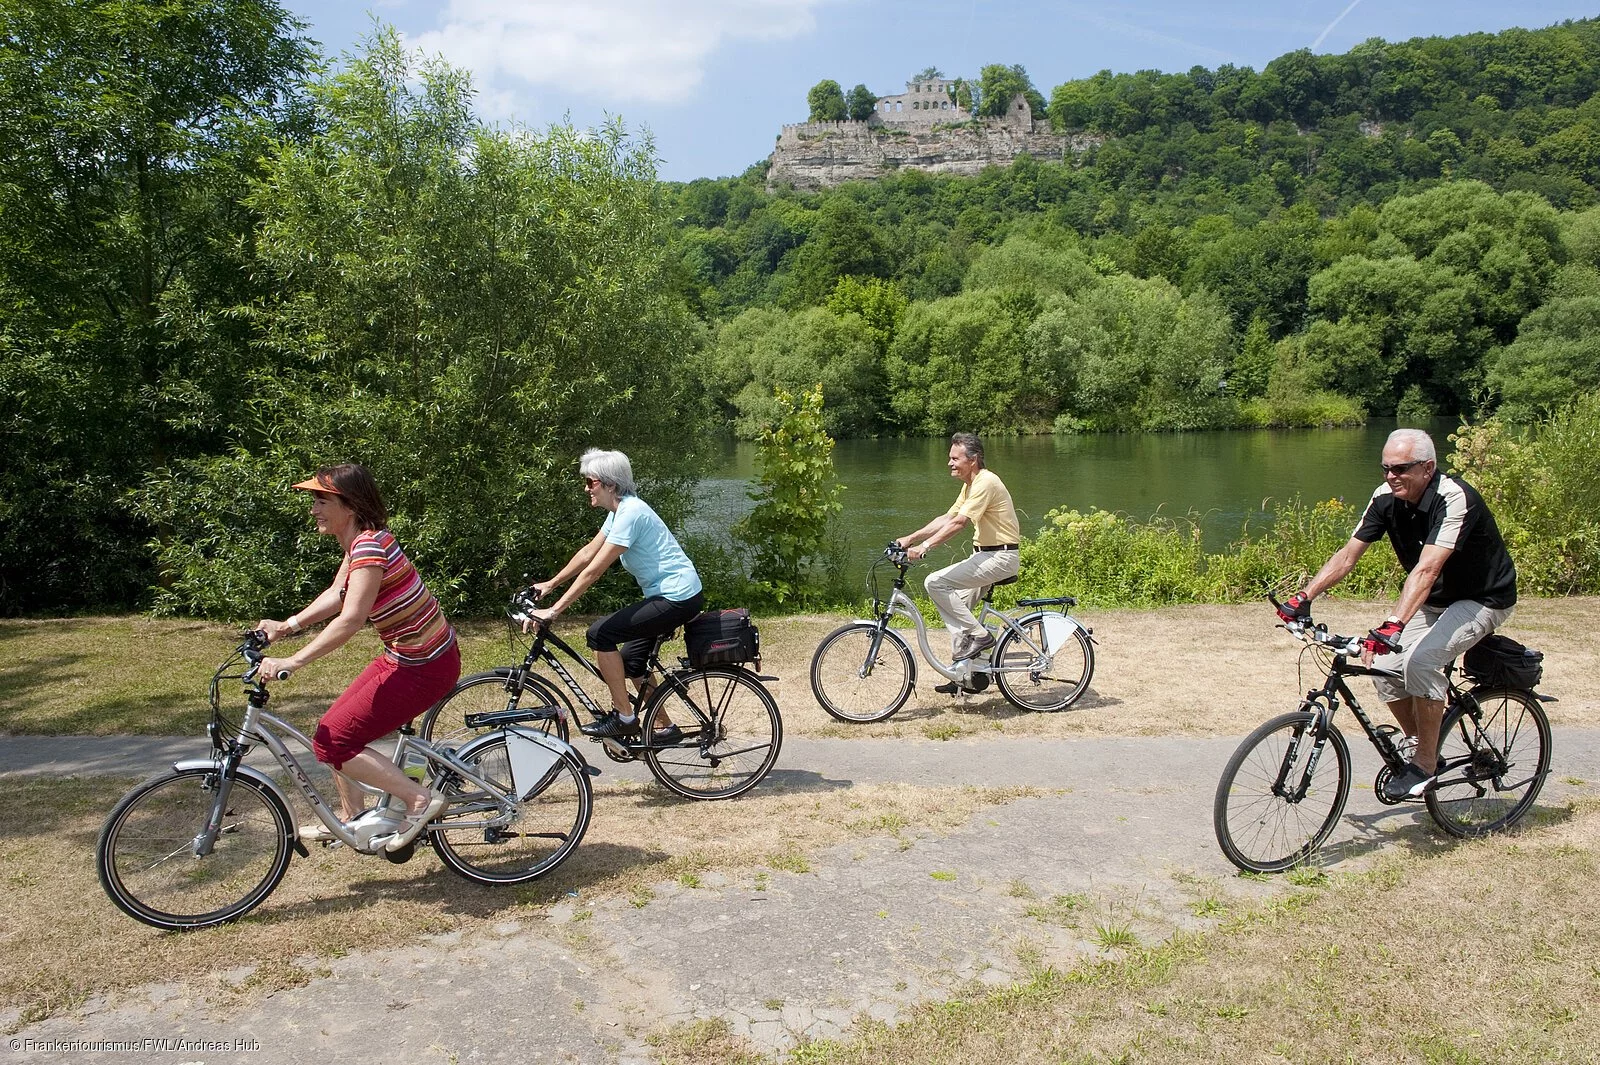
[0,776,1029,1028]
[778,798,1600,1064]
[5,597,1598,742]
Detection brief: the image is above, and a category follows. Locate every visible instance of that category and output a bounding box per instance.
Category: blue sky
[283,1,1600,182]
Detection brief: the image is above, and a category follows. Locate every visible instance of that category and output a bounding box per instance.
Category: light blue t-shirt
[600,496,703,601]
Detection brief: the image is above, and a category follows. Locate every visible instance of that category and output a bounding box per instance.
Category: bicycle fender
[171,758,305,853]
[859,622,917,686]
[461,727,586,800]
[1024,611,1083,655]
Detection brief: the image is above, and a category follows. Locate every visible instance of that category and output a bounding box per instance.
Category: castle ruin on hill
[767,74,1102,190]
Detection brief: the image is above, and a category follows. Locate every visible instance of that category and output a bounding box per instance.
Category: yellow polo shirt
[947,468,1020,548]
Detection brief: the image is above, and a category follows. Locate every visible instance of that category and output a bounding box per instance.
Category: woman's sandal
[384,793,448,852]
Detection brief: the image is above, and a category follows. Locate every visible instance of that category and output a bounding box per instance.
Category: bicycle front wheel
[96,768,293,930]
[994,613,1094,712]
[431,734,592,884]
[1214,711,1351,874]
[1427,688,1552,838]
[810,622,913,723]
[644,667,783,799]
[419,670,572,747]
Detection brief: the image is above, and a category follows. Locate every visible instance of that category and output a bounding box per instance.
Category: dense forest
[669,18,1600,438]
[3,1,1598,615]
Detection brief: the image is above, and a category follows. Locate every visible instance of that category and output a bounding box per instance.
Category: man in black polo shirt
[1275,428,1517,801]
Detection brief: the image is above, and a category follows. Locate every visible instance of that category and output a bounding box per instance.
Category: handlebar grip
[274,669,293,681]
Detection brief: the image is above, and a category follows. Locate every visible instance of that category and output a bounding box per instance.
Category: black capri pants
[586,592,706,678]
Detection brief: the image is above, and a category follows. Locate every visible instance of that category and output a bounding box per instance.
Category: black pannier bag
[1463,633,1544,690]
[685,608,761,669]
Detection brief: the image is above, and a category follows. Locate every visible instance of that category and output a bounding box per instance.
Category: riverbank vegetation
[4,2,1600,616]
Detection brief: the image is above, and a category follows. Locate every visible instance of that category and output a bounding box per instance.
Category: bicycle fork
[1274,705,1331,803]
[192,751,245,857]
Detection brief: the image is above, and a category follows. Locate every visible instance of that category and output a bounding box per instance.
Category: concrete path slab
[7,729,1598,1063]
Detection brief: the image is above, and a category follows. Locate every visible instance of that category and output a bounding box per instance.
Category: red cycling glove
[1275,592,1312,624]
[1361,619,1404,656]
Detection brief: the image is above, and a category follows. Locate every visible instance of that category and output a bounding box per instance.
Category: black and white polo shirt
[1353,472,1517,609]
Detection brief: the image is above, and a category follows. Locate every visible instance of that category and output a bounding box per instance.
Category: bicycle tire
[993,612,1094,712]
[419,669,572,747]
[431,732,592,884]
[810,622,914,723]
[96,767,294,930]
[643,667,783,799]
[1214,710,1352,874]
[1426,688,1552,838]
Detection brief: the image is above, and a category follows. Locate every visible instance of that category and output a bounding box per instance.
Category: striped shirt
[345,529,457,665]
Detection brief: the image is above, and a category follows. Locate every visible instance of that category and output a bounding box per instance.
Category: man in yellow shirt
[894,433,1021,671]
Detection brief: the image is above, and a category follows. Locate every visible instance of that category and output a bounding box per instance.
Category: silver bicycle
[96,630,593,931]
[810,543,1096,721]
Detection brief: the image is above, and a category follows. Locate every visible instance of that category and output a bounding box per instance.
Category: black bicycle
[419,592,782,800]
[1212,597,1553,873]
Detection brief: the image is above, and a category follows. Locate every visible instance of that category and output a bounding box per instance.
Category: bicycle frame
[863,562,1084,685]
[1278,637,1497,801]
[491,618,756,759]
[186,681,574,856]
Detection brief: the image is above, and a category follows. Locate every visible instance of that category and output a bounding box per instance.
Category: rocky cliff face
[766,121,1104,190]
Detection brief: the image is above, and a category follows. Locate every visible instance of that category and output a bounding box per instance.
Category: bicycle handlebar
[1267,591,1398,655]
[507,589,549,629]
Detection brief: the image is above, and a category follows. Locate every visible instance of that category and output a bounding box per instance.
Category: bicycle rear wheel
[810,622,914,723]
[97,768,293,930]
[994,613,1094,712]
[644,667,782,799]
[1214,711,1351,874]
[1427,688,1552,838]
[431,733,592,884]
[419,670,572,747]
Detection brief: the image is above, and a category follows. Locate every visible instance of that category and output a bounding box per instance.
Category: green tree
[825,276,907,358]
[1033,275,1235,431]
[704,307,884,438]
[807,79,847,121]
[733,386,844,603]
[1487,264,1600,419]
[977,64,1045,119]
[886,289,1056,434]
[134,30,706,617]
[0,0,314,612]
[948,78,977,115]
[845,83,877,121]
[781,196,891,307]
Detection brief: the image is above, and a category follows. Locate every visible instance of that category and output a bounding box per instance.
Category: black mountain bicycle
[1212,597,1553,874]
[419,592,782,800]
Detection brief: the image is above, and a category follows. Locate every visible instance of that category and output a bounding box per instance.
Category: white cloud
[408,0,825,114]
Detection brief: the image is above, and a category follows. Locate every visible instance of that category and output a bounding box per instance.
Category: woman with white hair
[524,449,704,741]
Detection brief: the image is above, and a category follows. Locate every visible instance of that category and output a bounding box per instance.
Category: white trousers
[924,549,1021,647]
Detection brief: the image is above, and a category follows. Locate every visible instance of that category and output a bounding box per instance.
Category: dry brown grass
[0,774,1029,1029]
[790,799,1600,1065]
[6,597,1595,741]
[752,596,1600,741]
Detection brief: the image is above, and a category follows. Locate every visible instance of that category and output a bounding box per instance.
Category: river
[689,419,1453,567]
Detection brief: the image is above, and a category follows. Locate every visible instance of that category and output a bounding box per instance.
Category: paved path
[7,729,1599,1063]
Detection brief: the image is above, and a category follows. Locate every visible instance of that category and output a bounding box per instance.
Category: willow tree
[136,30,707,616]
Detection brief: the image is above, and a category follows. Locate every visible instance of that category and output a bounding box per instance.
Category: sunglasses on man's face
[1381,460,1427,476]
[583,477,604,489]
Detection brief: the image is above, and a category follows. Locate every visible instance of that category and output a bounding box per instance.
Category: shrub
[1450,395,1600,596]
[733,386,845,603]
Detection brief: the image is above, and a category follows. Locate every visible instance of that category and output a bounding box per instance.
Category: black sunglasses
[1381,460,1427,476]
